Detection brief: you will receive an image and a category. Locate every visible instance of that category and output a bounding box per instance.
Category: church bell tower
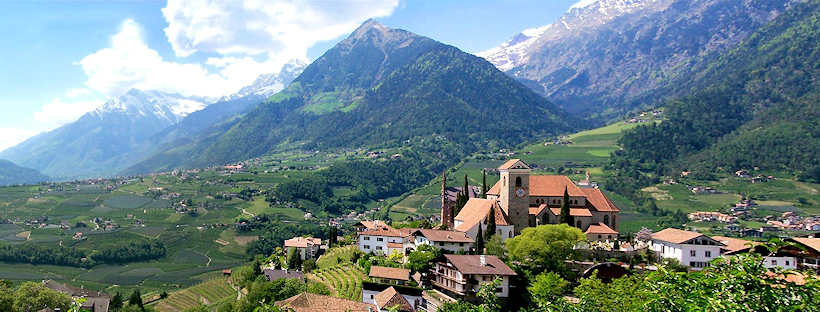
[498,159,530,234]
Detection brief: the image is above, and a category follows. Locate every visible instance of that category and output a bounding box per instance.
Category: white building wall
[414,236,472,253]
[650,240,722,270]
[764,256,797,270]
[359,234,405,255]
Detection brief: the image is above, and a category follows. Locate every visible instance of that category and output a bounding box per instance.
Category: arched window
[515,177,522,187]
[503,176,506,186]
[604,215,609,226]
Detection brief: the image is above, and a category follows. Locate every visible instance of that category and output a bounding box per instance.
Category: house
[362,282,423,312]
[276,292,377,312]
[483,160,619,235]
[412,229,474,253]
[264,268,304,281]
[43,280,110,312]
[431,255,516,299]
[712,236,796,270]
[453,198,514,241]
[783,237,820,272]
[284,237,322,260]
[649,228,725,270]
[585,223,618,241]
[369,266,410,285]
[358,227,415,256]
[438,171,482,229]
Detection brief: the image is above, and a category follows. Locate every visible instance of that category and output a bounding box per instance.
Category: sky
[0,0,581,152]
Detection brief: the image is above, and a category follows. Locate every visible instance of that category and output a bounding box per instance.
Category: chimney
[480,255,486,266]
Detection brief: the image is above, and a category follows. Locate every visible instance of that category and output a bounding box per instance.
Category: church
[445,159,619,240]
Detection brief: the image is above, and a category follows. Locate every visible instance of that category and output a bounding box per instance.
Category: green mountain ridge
[609,0,820,194]
[124,20,576,174]
[0,159,48,186]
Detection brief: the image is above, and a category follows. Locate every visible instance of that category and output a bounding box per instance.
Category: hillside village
[263,160,819,311]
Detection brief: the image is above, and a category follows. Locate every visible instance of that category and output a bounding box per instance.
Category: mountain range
[0,62,305,180]
[123,20,575,174]
[480,0,798,119]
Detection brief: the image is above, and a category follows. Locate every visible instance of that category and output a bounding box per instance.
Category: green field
[152,277,237,312]
[308,264,366,300]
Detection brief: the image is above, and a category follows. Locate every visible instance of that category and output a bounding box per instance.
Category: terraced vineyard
[316,245,359,269]
[308,264,366,300]
[152,278,237,312]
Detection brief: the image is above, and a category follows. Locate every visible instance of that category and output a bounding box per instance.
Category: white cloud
[33,97,105,126]
[0,128,39,152]
[161,0,399,64]
[79,19,243,98]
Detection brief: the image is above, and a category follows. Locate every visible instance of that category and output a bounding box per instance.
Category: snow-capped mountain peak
[92,89,209,123]
[219,60,307,102]
[478,0,669,71]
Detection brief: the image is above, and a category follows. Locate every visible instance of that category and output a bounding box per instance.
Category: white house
[431,255,516,298]
[358,227,414,256]
[284,236,322,260]
[649,228,725,270]
[362,285,421,312]
[412,229,474,253]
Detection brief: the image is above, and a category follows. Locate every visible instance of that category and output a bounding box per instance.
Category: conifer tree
[110,292,123,311]
[485,205,496,240]
[475,225,485,254]
[128,289,143,309]
[463,174,469,197]
[559,186,573,226]
[480,170,488,199]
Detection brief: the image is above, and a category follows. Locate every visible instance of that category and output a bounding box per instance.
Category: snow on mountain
[219,60,307,102]
[479,0,668,71]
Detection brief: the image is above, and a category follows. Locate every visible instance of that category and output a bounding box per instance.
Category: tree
[13,282,71,312]
[327,227,338,247]
[253,258,263,277]
[286,247,302,270]
[128,289,143,310]
[407,244,441,274]
[528,272,569,309]
[475,225,485,254]
[559,187,572,226]
[480,170,488,199]
[0,282,13,312]
[485,235,506,259]
[485,206,496,240]
[159,291,168,299]
[303,259,317,272]
[506,224,585,275]
[111,292,124,311]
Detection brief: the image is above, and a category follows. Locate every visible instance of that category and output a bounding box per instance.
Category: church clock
[515,187,526,198]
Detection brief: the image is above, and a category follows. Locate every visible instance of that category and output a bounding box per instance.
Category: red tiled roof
[789,237,820,253]
[548,207,593,217]
[529,204,548,216]
[582,188,619,212]
[412,229,474,243]
[357,220,391,230]
[712,236,757,254]
[359,227,414,238]
[374,287,413,312]
[529,175,585,197]
[585,222,618,235]
[498,159,530,170]
[454,198,510,232]
[284,237,322,248]
[276,292,377,312]
[651,228,723,245]
[369,266,410,281]
[443,255,516,276]
[487,180,501,195]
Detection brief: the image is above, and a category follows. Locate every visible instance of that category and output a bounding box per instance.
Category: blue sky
[0,0,579,152]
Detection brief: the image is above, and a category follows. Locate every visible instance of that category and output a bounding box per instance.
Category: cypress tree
[128,289,143,309]
[463,174,469,197]
[475,225,485,254]
[111,292,123,311]
[485,205,496,240]
[481,170,488,199]
[559,186,573,226]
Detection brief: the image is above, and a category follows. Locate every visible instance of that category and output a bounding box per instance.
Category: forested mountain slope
[125,20,576,174]
[608,0,820,196]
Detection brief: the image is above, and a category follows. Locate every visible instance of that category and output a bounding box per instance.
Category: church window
[515,177,522,187]
[604,215,609,226]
